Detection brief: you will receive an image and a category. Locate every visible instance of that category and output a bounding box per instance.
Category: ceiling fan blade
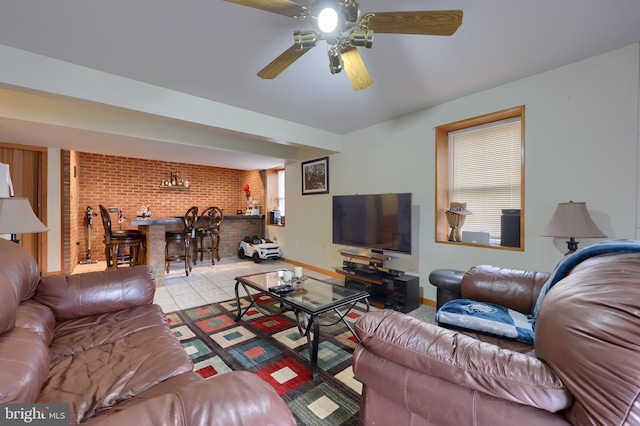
[365,10,463,36]
[341,47,372,91]
[257,44,312,79]
[223,0,307,18]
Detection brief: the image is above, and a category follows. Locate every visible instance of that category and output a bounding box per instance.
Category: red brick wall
[77,152,265,262]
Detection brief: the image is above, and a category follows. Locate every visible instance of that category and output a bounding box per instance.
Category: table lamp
[0,197,49,244]
[541,201,606,255]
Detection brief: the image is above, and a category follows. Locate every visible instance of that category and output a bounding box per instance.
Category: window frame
[435,105,525,250]
[266,166,285,227]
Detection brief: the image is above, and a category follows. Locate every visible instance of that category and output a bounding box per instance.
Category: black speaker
[392,275,420,313]
[500,209,521,248]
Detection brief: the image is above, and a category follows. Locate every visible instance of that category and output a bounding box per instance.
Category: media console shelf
[337,248,394,266]
[335,249,401,309]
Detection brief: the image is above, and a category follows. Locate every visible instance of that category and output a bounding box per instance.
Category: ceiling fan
[223,0,463,90]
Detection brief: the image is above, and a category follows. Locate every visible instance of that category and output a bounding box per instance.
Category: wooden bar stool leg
[213,233,221,261]
[185,238,191,275]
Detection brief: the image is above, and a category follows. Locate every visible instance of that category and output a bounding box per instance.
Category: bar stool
[165,206,198,276]
[99,205,145,269]
[194,206,224,265]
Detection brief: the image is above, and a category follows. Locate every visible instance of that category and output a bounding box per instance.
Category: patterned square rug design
[167,295,368,425]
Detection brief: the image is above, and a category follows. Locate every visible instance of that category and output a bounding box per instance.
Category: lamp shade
[541,201,606,238]
[0,197,49,235]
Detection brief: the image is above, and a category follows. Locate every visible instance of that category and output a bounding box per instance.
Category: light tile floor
[72,257,334,313]
[72,257,436,322]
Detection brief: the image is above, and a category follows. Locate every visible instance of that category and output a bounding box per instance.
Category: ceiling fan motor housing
[338,0,360,25]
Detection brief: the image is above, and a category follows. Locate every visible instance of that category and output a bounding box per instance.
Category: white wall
[280,44,640,301]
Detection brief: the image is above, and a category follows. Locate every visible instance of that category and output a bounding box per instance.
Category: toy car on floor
[238,236,282,263]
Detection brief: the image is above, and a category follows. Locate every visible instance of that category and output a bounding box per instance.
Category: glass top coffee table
[234,270,369,379]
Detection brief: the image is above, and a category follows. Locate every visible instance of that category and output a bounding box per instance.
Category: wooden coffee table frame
[234,271,369,379]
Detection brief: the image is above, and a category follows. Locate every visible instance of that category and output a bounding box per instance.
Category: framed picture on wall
[301,156,329,195]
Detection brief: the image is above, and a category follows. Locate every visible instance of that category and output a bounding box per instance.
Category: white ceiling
[1,0,640,169]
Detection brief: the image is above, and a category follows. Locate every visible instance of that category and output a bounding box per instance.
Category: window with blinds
[266,167,285,225]
[448,117,521,239]
[277,169,285,217]
[435,106,525,249]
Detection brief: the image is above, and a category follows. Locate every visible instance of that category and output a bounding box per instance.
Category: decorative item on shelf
[136,205,151,219]
[0,197,49,244]
[541,201,607,255]
[251,200,260,216]
[160,172,189,188]
[445,202,472,242]
[243,183,251,215]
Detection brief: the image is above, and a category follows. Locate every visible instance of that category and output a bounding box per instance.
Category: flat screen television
[332,193,412,254]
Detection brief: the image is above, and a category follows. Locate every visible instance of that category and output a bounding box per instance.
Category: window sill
[435,239,523,251]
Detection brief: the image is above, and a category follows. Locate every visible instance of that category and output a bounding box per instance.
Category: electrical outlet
[408,261,415,271]
[108,207,118,212]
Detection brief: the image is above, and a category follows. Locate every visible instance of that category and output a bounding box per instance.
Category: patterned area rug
[167,294,368,425]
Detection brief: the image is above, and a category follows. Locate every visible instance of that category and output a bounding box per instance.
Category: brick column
[139,224,167,287]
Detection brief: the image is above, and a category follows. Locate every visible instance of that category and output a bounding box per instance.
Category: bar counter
[131,215,264,286]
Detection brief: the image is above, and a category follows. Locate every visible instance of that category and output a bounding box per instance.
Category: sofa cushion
[34,266,155,320]
[15,300,56,346]
[37,304,193,424]
[0,327,50,402]
[49,304,169,361]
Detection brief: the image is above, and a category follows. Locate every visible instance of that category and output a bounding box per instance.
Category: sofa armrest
[34,266,155,320]
[462,265,550,313]
[81,371,296,426]
[354,311,571,412]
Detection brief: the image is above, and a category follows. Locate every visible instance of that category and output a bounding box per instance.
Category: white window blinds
[277,169,285,216]
[448,117,522,239]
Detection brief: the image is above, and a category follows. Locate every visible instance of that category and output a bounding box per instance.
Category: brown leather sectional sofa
[353,252,640,425]
[0,238,295,425]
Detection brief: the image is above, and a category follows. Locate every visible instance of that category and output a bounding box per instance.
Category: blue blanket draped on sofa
[436,239,640,344]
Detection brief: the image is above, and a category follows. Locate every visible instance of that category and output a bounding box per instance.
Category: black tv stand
[335,249,402,309]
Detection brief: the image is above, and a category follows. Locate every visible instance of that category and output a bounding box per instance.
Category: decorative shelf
[159,185,189,190]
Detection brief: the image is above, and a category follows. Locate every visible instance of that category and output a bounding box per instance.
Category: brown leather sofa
[0,238,295,425]
[353,252,640,425]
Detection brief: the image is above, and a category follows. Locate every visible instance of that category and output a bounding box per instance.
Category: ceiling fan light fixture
[318,7,339,32]
[348,29,373,48]
[294,30,319,49]
[328,47,343,74]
